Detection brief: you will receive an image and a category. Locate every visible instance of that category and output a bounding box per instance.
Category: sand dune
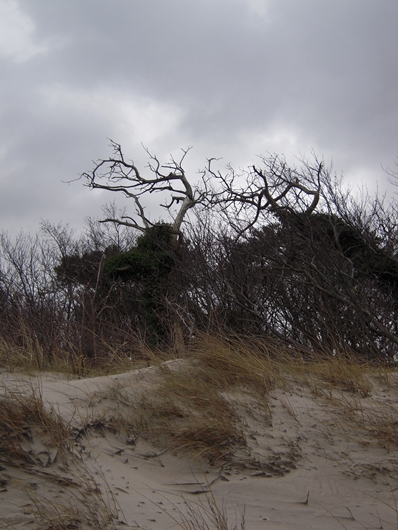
[1,360,398,529]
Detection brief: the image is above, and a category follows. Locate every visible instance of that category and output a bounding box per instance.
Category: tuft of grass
[188,334,278,395]
[326,392,398,452]
[0,325,154,377]
[0,389,71,466]
[23,477,117,530]
[0,388,119,529]
[133,479,245,530]
[178,492,246,530]
[135,364,247,462]
[0,336,38,372]
[122,334,282,463]
[305,357,373,398]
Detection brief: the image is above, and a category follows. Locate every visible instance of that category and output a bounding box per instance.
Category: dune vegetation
[2,333,398,529]
[1,150,398,528]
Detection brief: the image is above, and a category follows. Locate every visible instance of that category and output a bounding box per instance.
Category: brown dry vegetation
[0,390,70,466]
[1,334,398,529]
[0,390,118,529]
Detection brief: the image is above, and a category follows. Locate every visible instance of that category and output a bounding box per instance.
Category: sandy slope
[1,362,398,530]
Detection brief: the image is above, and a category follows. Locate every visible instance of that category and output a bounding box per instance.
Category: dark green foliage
[103,223,175,282]
[55,250,104,287]
[136,223,175,251]
[283,211,398,300]
[102,249,155,281]
[335,222,398,298]
[55,246,120,287]
[103,223,178,345]
[52,223,179,349]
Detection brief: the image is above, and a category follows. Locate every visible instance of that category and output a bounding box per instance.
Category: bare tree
[203,152,323,238]
[80,142,213,349]
[82,141,205,246]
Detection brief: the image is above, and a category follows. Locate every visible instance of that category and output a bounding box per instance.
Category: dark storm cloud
[0,0,397,235]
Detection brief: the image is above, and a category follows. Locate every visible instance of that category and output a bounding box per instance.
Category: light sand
[1,362,398,529]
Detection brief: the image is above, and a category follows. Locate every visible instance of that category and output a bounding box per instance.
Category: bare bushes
[184,155,398,360]
[2,152,398,365]
[0,219,149,371]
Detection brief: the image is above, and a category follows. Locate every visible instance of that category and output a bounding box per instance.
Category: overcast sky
[1,0,397,237]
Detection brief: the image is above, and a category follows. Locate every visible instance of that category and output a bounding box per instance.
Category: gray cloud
[1,0,397,236]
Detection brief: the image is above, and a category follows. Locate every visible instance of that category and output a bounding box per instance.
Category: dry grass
[21,473,118,530]
[133,479,246,530]
[135,370,246,462]
[77,333,398,464]
[178,491,246,530]
[2,333,398,529]
[276,351,398,452]
[0,389,71,466]
[191,336,374,398]
[322,391,398,452]
[300,357,373,398]
[275,350,398,452]
[126,335,287,463]
[0,328,153,377]
[188,334,279,394]
[0,336,38,372]
[0,387,119,530]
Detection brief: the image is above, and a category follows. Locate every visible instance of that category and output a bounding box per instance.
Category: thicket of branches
[1,145,398,368]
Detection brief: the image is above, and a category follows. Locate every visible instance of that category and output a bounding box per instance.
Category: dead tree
[82,141,205,247]
[81,141,207,350]
[203,152,323,238]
